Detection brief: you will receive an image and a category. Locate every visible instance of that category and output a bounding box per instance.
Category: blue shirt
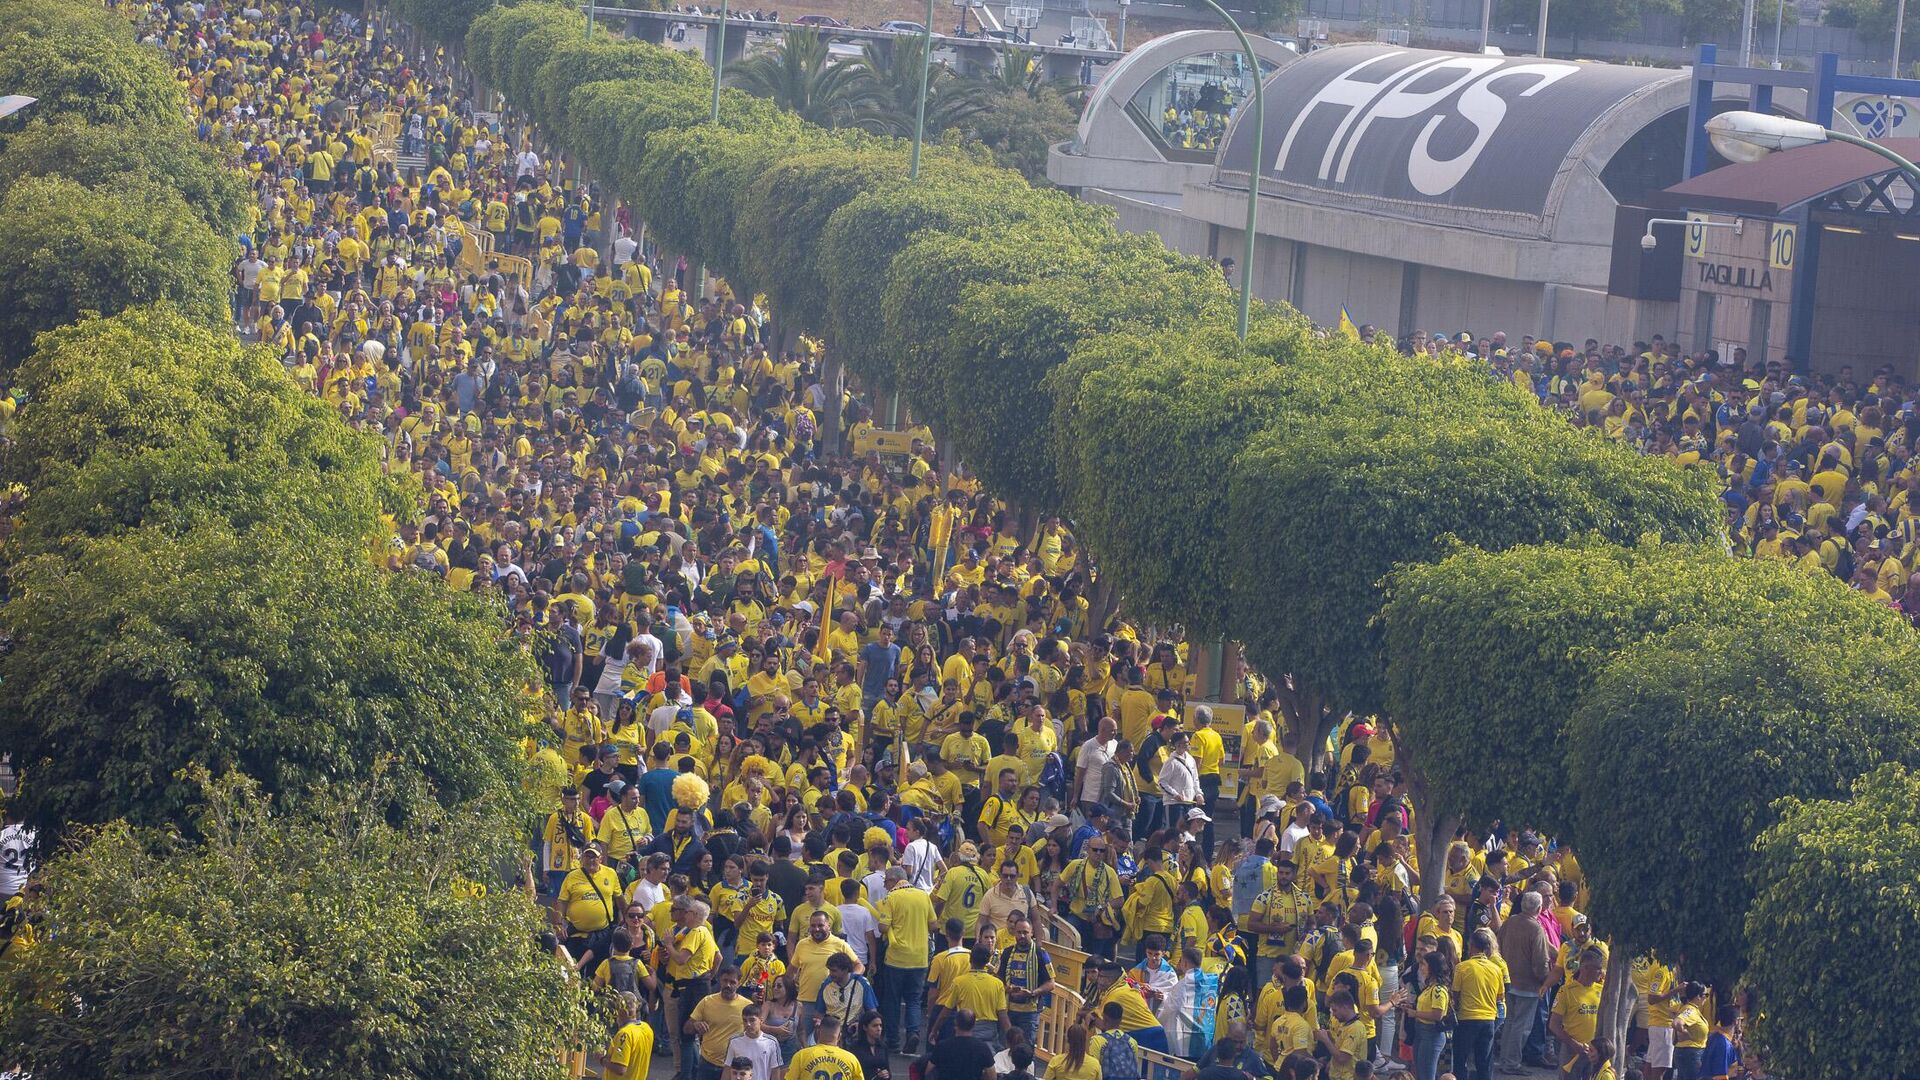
[640,768,677,833]
[858,642,901,698]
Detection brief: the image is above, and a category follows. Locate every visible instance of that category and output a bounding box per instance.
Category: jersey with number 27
[789,1043,863,1080]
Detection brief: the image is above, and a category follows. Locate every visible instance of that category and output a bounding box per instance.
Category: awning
[1657,137,1920,216]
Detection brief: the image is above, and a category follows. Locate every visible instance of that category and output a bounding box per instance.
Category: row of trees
[723,29,1082,183]
[0,2,593,1074]
[439,1,1920,1074]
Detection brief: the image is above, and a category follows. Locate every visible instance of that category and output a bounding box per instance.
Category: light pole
[1478,0,1491,51]
[1535,0,1549,56]
[710,0,730,122]
[0,95,34,120]
[1707,109,1920,186]
[1194,0,1263,340]
[1739,0,1755,65]
[910,0,937,179]
[586,0,595,40]
[1896,0,1908,79]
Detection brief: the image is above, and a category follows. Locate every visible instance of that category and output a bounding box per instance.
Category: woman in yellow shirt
[1407,951,1453,1080]
[1671,982,1711,1080]
[1050,1025,1102,1080]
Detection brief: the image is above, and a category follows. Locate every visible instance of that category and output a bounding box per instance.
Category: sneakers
[901,1034,919,1056]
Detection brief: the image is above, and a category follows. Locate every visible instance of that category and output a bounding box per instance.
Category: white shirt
[516,149,541,177]
[1074,737,1115,804]
[629,878,668,912]
[1158,750,1202,804]
[648,703,684,738]
[901,837,944,890]
[837,902,879,964]
[861,869,891,905]
[612,235,639,266]
[1280,822,1311,855]
[636,632,666,674]
[0,823,34,896]
[725,1032,784,1080]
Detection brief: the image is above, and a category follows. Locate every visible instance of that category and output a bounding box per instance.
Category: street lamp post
[1194,0,1264,340]
[586,0,595,40]
[710,0,730,122]
[1707,109,1920,186]
[910,0,937,179]
[1535,0,1549,56]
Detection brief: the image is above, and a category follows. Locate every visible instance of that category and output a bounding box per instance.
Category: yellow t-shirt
[880,886,937,968]
[1190,726,1226,776]
[1328,1016,1369,1080]
[1050,1050,1102,1080]
[557,865,622,933]
[1553,978,1603,1046]
[667,923,721,980]
[691,991,751,1064]
[604,1020,656,1079]
[1454,955,1504,1021]
[789,1043,865,1080]
[1099,979,1162,1031]
[1268,1011,1317,1061]
[934,864,993,935]
[941,969,1010,1021]
[790,933,859,1002]
[1673,1004,1709,1049]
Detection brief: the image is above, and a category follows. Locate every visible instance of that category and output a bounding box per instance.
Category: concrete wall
[1084,190,1215,259]
[1677,218,1794,366]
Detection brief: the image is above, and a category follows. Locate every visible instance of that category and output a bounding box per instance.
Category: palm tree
[727,29,876,127]
[849,37,988,139]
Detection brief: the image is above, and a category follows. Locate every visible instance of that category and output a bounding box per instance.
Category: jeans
[883,964,927,1047]
[1135,793,1163,838]
[1528,985,1553,1063]
[1376,961,1402,1064]
[1456,1019,1496,1080]
[1674,1047,1704,1080]
[1009,1009,1040,1045]
[1412,1021,1451,1080]
[1500,989,1542,1069]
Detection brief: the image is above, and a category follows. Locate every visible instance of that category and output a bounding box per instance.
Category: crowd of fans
[4,2,1794,1079]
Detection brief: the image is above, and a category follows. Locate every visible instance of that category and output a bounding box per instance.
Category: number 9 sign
[1685,212,1708,258]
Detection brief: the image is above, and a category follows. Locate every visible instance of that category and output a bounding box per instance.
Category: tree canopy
[1566,611,1920,985]
[1745,763,1920,1079]
[0,774,595,1080]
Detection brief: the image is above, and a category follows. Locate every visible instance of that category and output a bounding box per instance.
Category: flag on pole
[1336,308,1361,340]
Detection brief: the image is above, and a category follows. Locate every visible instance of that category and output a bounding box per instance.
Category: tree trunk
[1598,945,1636,1077]
[1087,574,1121,633]
[1275,681,1332,784]
[820,351,844,457]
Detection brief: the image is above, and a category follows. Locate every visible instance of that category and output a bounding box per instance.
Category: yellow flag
[1336,308,1361,341]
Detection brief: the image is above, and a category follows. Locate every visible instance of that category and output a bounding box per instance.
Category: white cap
[1186,808,1212,823]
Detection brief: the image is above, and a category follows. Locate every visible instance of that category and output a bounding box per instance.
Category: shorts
[1647,1024,1675,1068]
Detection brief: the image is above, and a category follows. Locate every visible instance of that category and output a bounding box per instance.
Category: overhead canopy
[1657,137,1920,216]
[1214,44,1687,236]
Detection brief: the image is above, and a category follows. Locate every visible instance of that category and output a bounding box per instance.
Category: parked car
[879,19,927,33]
[793,14,846,26]
[981,28,1023,42]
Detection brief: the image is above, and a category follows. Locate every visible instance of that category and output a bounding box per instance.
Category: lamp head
[1706,110,1829,163]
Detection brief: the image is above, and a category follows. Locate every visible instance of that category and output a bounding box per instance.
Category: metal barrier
[1033,987,1083,1063]
[1137,1045,1191,1080]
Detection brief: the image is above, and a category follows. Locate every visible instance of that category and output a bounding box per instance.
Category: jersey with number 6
[789,1043,863,1080]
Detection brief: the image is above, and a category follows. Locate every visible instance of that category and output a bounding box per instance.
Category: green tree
[1043,310,1312,639]
[0,118,251,236]
[1496,0,1675,42]
[1745,763,1920,1080]
[947,83,1079,184]
[851,38,988,140]
[1567,610,1920,987]
[0,25,184,133]
[1823,0,1920,43]
[0,176,230,366]
[3,307,383,555]
[1229,368,1721,723]
[727,29,879,127]
[0,773,595,1079]
[0,523,540,840]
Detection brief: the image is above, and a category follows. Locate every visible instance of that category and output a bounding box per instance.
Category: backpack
[606,954,640,994]
[1098,1029,1141,1080]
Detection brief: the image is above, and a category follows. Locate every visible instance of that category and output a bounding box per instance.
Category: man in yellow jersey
[603,991,656,1080]
[540,785,592,897]
[691,967,753,1080]
[933,843,993,942]
[1086,956,1170,1054]
[553,845,624,961]
[668,895,723,1080]
[1188,705,1226,856]
[791,910,860,1039]
[926,942,1012,1048]
[788,1008,864,1080]
[1550,947,1606,1073]
[877,865,937,1054]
